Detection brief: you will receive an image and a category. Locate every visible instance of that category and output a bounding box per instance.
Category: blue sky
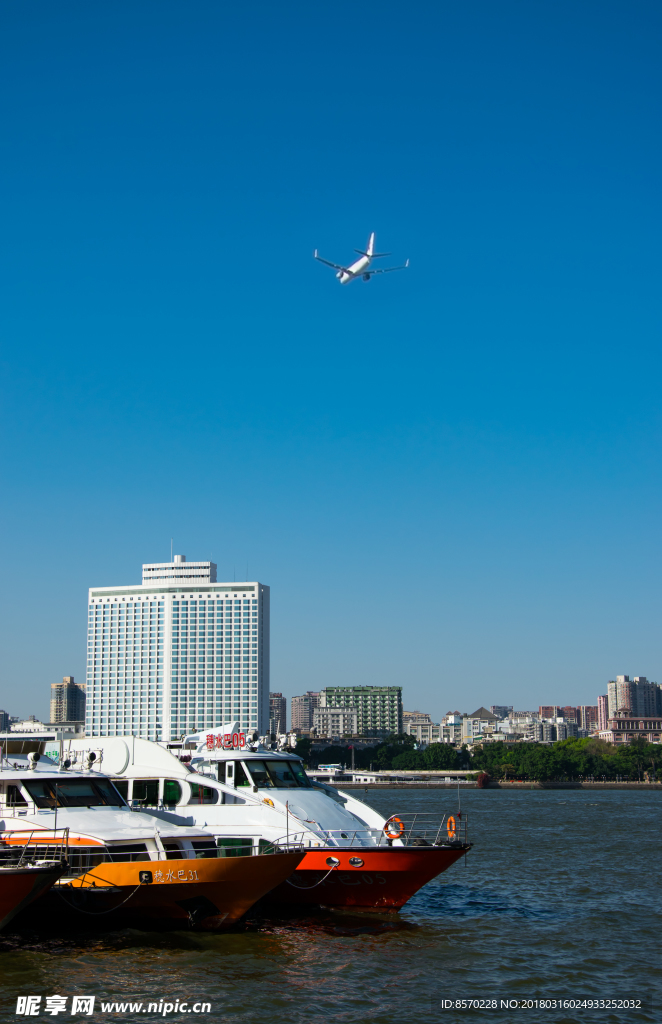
[1,1,661,721]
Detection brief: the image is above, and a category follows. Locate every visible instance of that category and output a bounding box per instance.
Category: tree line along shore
[296,735,662,783]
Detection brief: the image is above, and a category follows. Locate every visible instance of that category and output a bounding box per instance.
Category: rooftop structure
[142,555,217,584]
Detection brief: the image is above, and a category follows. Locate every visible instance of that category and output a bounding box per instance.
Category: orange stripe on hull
[265,846,469,909]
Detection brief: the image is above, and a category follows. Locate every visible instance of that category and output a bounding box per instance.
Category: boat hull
[0,865,65,930]
[264,845,470,909]
[15,853,304,930]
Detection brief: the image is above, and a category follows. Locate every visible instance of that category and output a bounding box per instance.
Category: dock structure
[307,768,482,787]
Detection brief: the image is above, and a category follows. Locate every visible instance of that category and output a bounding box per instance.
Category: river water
[1,790,660,1024]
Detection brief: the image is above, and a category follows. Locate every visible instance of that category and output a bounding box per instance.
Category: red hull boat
[265,843,469,909]
[0,863,65,930]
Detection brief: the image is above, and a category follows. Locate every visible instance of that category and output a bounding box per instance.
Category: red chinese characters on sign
[206,732,246,751]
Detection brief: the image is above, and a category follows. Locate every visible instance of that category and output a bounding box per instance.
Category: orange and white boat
[0,754,304,928]
[61,733,471,911]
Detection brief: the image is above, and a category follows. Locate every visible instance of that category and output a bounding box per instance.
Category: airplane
[314,232,409,285]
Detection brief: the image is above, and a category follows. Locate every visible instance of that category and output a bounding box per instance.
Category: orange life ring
[447,815,456,839]
[384,816,405,840]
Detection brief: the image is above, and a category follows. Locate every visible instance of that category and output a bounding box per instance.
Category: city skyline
[6,634,660,729]
[1,666,657,742]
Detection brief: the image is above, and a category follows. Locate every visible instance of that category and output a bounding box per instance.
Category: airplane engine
[363,273,370,282]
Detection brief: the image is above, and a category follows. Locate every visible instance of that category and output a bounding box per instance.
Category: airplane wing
[314,250,346,271]
[363,259,410,277]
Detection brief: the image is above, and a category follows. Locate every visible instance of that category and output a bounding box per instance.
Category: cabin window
[288,760,311,788]
[191,839,218,859]
[132,779,159,806]
[216,837,252,857]
[106,843,149,862]
[234,762,250,788]
[23,778,125,808]
[162,841,185,860]
[5,784,27,807]
[264,760,300,788]
[244,760,272,787]
[163,780,182,805]
[67,846,108,873]
[216,762,226,784]
[188,782,218,804]
[113,780,129,801]
[245,760,311,789]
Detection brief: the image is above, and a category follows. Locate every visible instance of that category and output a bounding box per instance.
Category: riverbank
[334,781,661,790]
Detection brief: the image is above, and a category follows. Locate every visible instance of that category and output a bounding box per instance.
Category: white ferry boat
[0,752,303,928]
[59,729,471,909]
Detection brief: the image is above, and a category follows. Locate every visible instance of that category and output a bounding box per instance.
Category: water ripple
[0,790,660,1024]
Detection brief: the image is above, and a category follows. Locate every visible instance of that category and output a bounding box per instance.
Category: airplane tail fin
[354,232,392,259]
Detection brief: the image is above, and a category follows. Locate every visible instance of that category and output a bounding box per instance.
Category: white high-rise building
[86,556,270,741]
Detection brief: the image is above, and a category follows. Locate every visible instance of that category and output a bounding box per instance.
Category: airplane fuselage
[337,254,371,284]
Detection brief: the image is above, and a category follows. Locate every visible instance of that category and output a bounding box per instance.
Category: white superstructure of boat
[59,730,390,845]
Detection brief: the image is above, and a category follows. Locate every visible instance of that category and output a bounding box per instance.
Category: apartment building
[320,686,403,736]
[313,706,358,738]
[269,692,287,735]
[50,676,86,724]
[291,691,320,733]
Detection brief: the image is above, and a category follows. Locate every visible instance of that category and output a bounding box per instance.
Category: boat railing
[379,812,469,847]
[257,813,468,849]
[0,828,70,867]
[288,813,470,848]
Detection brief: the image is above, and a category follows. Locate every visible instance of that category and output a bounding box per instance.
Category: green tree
[422,743,461,770]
